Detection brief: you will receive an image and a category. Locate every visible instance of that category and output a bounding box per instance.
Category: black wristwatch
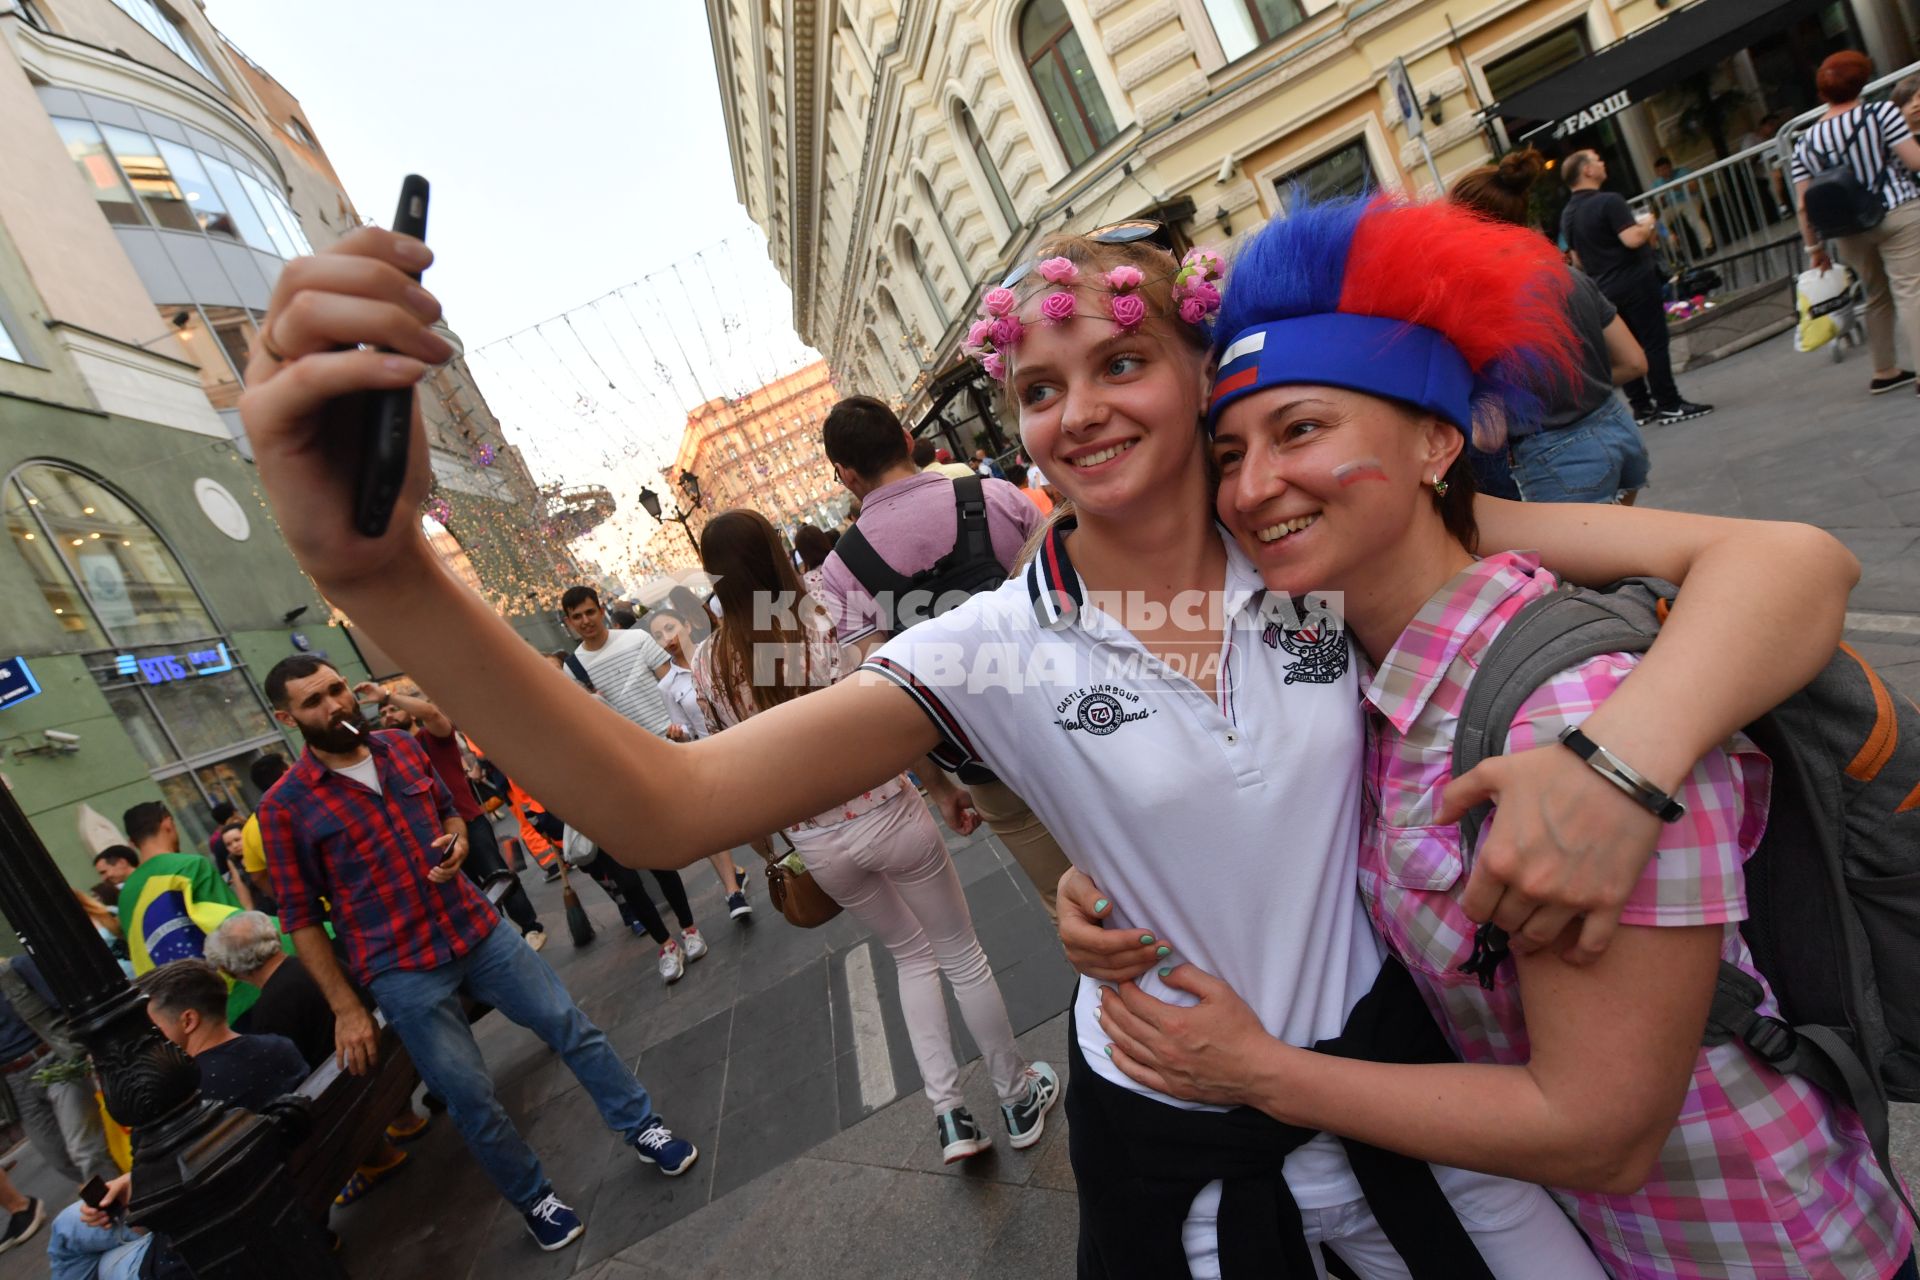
[1557,726,1687,823]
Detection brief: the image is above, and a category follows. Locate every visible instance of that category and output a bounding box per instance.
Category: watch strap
[1557,725,1687,823]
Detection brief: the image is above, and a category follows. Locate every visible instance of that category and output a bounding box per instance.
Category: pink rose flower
[982,287,1017,317]
[966,319,994,349]
[1039,291,1078,325]
[1178,296,1209,326]
[1110,292,1147,330]
[1104,264,1144,290]
[1182,248,1223,279]
[989,315,1025,348]
[981,351,1005,380]
[1188,279,1220,309]
[1036,256,1079,285]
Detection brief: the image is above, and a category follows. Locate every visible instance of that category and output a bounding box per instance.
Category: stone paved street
[0,328,1914,1277]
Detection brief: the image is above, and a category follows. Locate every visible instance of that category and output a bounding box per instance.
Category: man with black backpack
[1560,150,1714,428]
[815,397,1072,916]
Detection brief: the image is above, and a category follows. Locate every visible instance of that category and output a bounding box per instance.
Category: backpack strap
[1704,969,1920,1224]
[940,475,993,576]
[832,522,916,603]
[561,652,596,694]
[831,478,997,635]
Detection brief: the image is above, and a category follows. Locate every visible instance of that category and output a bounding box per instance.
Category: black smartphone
[352,174,431,539]
[80,1174,120,1219]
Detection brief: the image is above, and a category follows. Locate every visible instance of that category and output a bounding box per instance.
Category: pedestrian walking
[1560,149,1714,425]
[693,509,1056,1162]
[254,656,696,1253]
[646,608,753,921]
[1452,151,1652,504]
[0,961,116,1187]
[1793,51,1920,396]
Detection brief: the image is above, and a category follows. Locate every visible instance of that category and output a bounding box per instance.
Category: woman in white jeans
[689,509,1059,1162]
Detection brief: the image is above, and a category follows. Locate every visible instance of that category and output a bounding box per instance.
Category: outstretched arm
[238,231,941,866]
[1466,498,1856,958]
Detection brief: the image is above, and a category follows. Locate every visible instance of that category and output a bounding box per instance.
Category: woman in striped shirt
[1792,51,1920,396]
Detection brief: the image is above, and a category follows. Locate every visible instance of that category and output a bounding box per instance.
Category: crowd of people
[8,46,1915,1277]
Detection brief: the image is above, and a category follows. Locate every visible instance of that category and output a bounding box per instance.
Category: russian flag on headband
[1210,329,1266,408]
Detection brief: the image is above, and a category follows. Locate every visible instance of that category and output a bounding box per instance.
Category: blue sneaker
[522,1191,583,1251]
[633,1119,698,1176]
[1001,1061,1061,1150]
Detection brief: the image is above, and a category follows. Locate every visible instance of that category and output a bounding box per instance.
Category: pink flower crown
[964,248,1225,381]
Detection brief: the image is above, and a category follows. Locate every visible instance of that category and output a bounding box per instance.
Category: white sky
[204,0,821,579]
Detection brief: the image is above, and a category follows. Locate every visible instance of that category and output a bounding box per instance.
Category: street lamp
[0,785,339,1274]
[637,481,699,556]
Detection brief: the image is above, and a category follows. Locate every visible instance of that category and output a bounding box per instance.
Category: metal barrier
[1628,59,1920,294]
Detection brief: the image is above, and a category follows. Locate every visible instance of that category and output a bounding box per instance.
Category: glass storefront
[4,463,285,850]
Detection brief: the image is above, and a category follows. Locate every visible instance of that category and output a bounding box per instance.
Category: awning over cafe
[1490,0,1835,142]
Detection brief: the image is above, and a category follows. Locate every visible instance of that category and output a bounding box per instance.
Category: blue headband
[1206,314,1475,434]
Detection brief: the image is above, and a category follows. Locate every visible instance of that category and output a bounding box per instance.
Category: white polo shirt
[867,519,1378,1208]
[574,628,674,738]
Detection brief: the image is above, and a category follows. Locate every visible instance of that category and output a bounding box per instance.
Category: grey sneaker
[1001,1062,1061,1150]
[937,1107,991,1163]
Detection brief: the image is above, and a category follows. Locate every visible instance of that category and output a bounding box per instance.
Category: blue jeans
[1510,396,1651,504]
[368,921,658,1212]
[47,1202,152,1280]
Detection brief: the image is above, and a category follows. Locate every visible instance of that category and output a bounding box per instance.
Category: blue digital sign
[112,643,234,686]
[0,657,41,710]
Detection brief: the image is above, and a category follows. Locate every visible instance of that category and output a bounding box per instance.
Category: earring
[1431,473,1449,497]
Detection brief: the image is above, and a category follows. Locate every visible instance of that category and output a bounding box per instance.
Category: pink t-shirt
[817,472,1044,644]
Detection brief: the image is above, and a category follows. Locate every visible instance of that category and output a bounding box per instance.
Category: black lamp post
[0,784,338,1276]
[638,474,701,555]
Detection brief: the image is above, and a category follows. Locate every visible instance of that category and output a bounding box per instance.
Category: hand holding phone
[352,175,431,538]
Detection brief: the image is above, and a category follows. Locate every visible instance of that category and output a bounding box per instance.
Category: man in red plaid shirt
[255,656,697,1254]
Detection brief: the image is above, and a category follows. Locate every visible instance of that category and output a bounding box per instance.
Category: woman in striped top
[1791,51,1920,395]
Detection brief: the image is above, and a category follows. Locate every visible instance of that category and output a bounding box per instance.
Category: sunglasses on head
[998,220,1172,290]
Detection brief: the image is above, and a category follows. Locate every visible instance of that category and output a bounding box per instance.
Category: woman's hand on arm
[1056,868,1161,982]
[1104,926,1719,1192]
[1466,501,1857,959]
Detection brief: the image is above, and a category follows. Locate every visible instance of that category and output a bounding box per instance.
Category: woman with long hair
[1450,150,1652,505]
[692,508,1053,1161]
[1071,196,1911,1277]
[239,221,1859,1275]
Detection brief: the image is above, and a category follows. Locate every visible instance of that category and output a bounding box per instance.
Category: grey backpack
[1453,578,1920,1218]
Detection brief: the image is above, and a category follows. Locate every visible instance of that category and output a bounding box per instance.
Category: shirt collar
[1361,552,1542,734]
[1023,518,1265,629]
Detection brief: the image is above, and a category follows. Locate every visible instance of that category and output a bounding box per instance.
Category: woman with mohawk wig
[236,208,1860,1277]
[1074,197,1913,1278]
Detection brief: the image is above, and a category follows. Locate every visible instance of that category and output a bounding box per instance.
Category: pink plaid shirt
[1358,552,1909,1278]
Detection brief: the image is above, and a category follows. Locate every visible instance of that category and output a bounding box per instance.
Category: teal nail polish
[1093,898,1110,913]
[1158,968,1171,978]
[1139,934,1155,946]
[1104,1044,1114,1057]
[1156,945,1170,957]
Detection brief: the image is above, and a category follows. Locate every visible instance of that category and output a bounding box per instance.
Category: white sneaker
[681,926,708,961]
[658,940,685,984]
[523,928,547,953]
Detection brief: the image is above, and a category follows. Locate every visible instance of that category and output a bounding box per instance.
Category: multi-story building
[645,358,847,572]
[709,0,1914,436]
[0,0,572,875]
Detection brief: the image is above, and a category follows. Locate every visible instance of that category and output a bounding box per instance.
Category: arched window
[915,172,968,278]
[957,102,1019,234]
[876,286,919,359]
[1018,0,1117,167]
[4,462,286,843]
[899,228,950,326]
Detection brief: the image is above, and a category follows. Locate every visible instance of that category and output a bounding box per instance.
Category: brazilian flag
[118,853,258,1021]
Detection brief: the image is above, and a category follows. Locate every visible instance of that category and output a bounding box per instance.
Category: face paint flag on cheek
[1332,457,1390,487]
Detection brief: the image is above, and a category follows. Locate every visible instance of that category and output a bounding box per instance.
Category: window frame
[106,0,221,85]
[955,100,1020,239]
[1266,135,1382,215]
[1018,0,1119,168]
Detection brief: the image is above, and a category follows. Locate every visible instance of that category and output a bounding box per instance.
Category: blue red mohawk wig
[1207,196,1578,442]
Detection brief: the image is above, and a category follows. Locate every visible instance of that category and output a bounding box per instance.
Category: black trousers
[1609,278,1682,412]
[461,816,542,935]
[581,851,692,942]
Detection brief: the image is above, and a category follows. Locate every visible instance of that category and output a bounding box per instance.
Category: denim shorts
[1510,396,1651,504]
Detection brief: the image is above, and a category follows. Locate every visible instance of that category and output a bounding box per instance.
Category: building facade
[0,0,568,878]
[709,0,1915,432]
[644,358,847,572]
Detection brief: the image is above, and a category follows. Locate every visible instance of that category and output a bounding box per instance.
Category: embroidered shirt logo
[1274,625,1349,685]
[1054,684,1154,736]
